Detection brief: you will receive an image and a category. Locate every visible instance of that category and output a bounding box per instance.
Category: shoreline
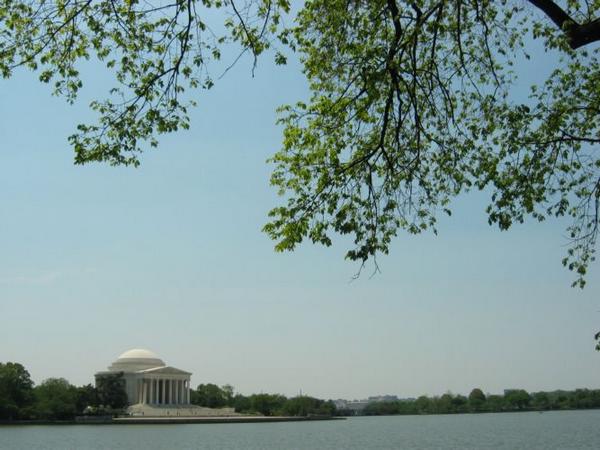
[0,415,345,426]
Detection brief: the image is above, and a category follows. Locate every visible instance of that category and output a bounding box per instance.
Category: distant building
[333,399,348,409]
[345,401,369,412]
[368,395,399,403]
[334,394,400,415]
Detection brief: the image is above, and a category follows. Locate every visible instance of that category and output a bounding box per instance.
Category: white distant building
[368,395,399,403]
[95,349,192,406]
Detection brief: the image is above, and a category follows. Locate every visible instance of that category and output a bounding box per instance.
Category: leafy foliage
[0,362,34,420]
[1,3,599,306]
[468,387,486,411]
[32,378,78,420]
[95,372,128,409]
[75,383,100,412]
[280,395,336,416]
[0,361,110,421]
[265,0,600,290]
[0,0,290,165]
[2,2,598,287]
[504,388,531,409]
[244,392,287,415]
[361,387,600,415]
[189,382,336,416]
[191,382,233,408]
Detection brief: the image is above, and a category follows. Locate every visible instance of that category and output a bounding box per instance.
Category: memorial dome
[108,348,165,372]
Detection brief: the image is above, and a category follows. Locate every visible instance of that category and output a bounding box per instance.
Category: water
[1,410,599,449]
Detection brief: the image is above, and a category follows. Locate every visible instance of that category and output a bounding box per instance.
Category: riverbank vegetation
[359,388,600,416]
[191,383,335,417]
[0,362,334,421]
[0,363,128,421]
[3,361,600,421]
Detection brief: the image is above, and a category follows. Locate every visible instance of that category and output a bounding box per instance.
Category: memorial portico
[133,370,191,405]
[95,349,192,406]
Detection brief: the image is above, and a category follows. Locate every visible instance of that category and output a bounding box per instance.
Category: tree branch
[527,0,600,49]
[527,0,572,29]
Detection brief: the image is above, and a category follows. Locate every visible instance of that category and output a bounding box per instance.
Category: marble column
[161,379,165,404]
[167,379,170,404]
[163,379,167,404]
[151,379,155,404]
[186,380,190,404]
[167,379,171,404]
[174,379,178,405]
[149,378,154,405]
[156,379,160,405]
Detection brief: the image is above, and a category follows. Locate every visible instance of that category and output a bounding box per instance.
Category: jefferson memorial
[95,349,192,406]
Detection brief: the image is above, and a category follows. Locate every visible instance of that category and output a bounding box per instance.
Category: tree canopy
[0,362,108,421]
[265,0,600,290]
[1,1,598,287]
[0,362,34,420]
[95,372,128,409]
[361,387,600,415]
[191,382,233,408]
[33,377,78,420]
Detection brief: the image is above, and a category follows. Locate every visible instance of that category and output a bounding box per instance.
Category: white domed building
[95,349,192,406]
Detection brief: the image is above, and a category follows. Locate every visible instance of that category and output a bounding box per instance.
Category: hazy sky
[1,7,599,400]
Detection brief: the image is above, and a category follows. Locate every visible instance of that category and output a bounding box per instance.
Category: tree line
[191,383,335,417]
[359,388,600,416]
[5,361,599,421]
[0,362,335,421]
[0,362,128,421]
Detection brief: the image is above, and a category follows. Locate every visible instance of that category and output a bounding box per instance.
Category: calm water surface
[1,410,599,449]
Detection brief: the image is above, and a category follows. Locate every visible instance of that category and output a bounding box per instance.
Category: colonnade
[136,377,191,405]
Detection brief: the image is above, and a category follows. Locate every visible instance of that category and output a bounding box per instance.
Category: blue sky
[1,9,599,400]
